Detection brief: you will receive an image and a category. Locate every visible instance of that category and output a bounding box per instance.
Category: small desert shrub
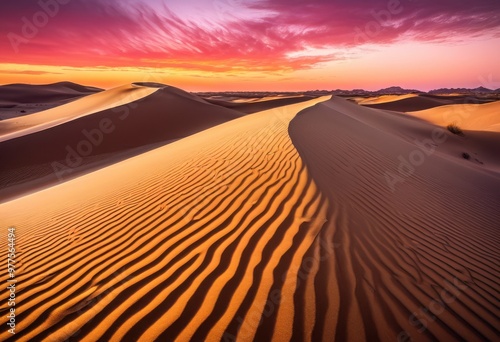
[462,152,470,160]
[447,123,464,136]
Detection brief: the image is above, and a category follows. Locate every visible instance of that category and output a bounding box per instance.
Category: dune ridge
[0,97,333,341]
[356,94,418,105]
[204,96,317,114]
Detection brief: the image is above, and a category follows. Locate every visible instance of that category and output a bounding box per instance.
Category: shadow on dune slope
[0,84,243,201]
[289,96,500,341]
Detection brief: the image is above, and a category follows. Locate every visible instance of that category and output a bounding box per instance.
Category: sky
[0,0,499,91]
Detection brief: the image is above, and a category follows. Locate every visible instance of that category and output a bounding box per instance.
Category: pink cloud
[0,0,498,72]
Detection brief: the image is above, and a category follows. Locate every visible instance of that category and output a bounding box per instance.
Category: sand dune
[0,84,243,201]
[361,94,496,112]
[204,95,317,114]
[408,100,500,132]
[0,83,158,140]
[0,82,102,120]
[0,82,101,106]
[0,96,330,341]
[231,95,306,103]
[289,97,500,341]
[356,94,418,105]
[0,88,498,342]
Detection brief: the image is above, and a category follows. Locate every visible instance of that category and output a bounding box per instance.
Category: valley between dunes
[0,83,499,341]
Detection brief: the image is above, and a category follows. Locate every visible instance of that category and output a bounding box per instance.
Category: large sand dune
[0,84,243,201]
[0,82,102,120]
[0,96,330,341]
[0,88,498,342]
[289,97,500,341]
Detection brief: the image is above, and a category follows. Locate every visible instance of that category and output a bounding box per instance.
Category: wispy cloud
[0,69,62,75]
[0,0,498,72]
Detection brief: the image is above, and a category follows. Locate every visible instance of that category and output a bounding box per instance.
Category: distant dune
[408,100,500,133]
[0,82,102,120]
[356,94,418,105]
[0,85,498,342]
[204,95,317,114]
[0,84,157,139]
[361,94,495,112]
[0,82,101,105]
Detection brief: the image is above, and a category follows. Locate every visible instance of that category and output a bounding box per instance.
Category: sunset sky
[1,0,499,91]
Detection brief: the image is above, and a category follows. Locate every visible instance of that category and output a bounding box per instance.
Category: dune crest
[204,96,317,114]
[356,94,418,105]
[0,84,159,141]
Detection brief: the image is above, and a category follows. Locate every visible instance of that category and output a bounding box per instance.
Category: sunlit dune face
[0,0,499,90]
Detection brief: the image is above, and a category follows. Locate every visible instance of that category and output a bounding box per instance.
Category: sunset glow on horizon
[1,0,499,91]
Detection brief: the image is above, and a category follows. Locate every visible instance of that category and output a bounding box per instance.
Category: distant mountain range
[324,86,500,96]
[326,86,422,96]
[427,87,500,95]
[2,82,499,100]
